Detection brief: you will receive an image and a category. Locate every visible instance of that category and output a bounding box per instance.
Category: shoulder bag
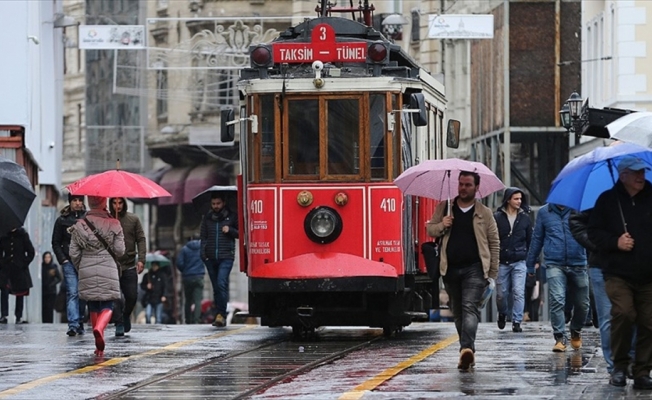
[83,217,122,277]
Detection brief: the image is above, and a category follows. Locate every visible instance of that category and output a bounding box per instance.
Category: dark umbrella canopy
[191,185,237,214]
[0,157,36,235]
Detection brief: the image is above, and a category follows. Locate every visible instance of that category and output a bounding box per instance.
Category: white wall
[0,2,30,126]
[0,1,62,188]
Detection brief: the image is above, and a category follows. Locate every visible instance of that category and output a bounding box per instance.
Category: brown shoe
[212,314,225,327]
[458,348,475,370]
[570,330,582,350]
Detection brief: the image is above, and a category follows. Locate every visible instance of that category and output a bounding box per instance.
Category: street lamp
[559,103,571,131]
[567,91,583,119]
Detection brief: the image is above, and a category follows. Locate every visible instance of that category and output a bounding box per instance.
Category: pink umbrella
[67,169,172,199]
[393,158,505,201]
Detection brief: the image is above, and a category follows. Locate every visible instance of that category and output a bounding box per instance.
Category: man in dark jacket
[176,235,205,324]
[494,187,532,333]
[0,227,35,324]
[51,193,87,335]
[200,193,238,327]
[526,203,588,352]
[588,156,652,389]
[109,197,146,336]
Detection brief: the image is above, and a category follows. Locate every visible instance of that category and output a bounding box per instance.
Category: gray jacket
[69,210,125,302]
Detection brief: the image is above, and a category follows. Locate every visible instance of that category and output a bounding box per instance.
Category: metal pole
[503,0,511,187]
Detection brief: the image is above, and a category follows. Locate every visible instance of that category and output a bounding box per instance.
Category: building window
[411,10,420,43]
[157,69,168,121]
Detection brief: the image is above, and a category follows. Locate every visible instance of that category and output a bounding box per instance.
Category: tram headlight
[304,206,343,244]
[250,45,272,67]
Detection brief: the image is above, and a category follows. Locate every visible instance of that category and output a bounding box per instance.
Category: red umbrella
[67,169,172,199]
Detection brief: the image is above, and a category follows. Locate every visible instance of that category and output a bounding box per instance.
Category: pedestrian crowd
[1,160,649,389]
[0,189,238,357]
[427,155,652,390]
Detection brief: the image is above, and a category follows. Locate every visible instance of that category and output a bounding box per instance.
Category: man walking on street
[588,156,652,390]
[427,171,500,370]
[494,187,532,333]
[176,235,205,324]
[109,197,146,336]
[52,193,87,336]
[526,203,588,353]
[200,193,238,328]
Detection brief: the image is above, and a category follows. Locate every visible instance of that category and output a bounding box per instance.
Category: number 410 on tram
[220,4,460,336]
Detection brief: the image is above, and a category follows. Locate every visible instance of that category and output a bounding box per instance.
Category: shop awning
[159,167,191,206]
[183,164,226,204]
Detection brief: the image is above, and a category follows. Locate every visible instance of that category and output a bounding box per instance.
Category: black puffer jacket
[493,187,532,264]
[200,208,239,261]
[51,205,87,264]
[569,210,601,268]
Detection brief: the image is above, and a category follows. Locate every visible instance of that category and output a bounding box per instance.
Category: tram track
[98,329,384,400]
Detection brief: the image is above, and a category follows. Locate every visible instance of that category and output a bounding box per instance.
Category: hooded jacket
[109,198,146,271]
[176,239,205,279]
[51,205,87,265]
[526,204,587,274]
[588,180,652,283]
[69,209,125,301]
[494,187,533,264]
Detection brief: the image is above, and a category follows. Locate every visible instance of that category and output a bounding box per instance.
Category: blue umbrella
[546,142,652,211]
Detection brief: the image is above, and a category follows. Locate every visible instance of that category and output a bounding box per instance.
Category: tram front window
[288,99,319,175]
[327,99,359,175]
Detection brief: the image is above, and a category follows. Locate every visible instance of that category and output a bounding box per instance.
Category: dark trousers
[113,268,138,325]
[1,288,24,319]
[204,259,234,318]
[605,276,652,378]
[42,293,56,323]
[443,263,486,352]
[183,277,204,324]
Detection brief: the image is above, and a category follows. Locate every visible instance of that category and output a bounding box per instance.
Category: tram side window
[369,94,386,179]
[260,95,275,181]
[288,100,319,175]
[327,99,359,175]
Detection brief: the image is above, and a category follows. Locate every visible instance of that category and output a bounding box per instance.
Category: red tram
[221,1,458,336]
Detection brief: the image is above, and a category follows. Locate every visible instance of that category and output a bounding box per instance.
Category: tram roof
[274,16,422,72]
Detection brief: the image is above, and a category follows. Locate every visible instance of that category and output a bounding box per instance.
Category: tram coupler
[297,306,314,318]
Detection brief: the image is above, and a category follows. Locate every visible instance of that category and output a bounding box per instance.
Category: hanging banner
[79,25,146,49]
[428,15,494,39]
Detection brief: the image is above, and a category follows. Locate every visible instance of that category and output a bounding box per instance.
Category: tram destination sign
[272,23,367,63]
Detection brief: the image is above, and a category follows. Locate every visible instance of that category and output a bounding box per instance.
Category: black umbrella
[0,157,36,235]
[191,185,238,214]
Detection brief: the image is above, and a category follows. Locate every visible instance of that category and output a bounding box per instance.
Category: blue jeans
[62,261,86,330]
[443,263,486,352]
[145,303,164,324]
[546,265,589,338]
[496,261,527,323]
[204,259,234,318]
[589,267,613,372]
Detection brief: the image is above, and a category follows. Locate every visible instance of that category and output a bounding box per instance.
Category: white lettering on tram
[336,46,365,61]
[279,47,314,62]
[374,239,401,253]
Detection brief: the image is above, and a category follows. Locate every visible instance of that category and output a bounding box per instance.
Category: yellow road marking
[0,325,257,398]
[339,334,458,400]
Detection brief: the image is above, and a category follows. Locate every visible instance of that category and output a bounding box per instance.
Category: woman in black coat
[41,251,62,323]
[0,227,35,324]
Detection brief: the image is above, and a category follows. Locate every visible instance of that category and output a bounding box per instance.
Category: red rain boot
[93,309,113,356]
[89,312,98,355]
